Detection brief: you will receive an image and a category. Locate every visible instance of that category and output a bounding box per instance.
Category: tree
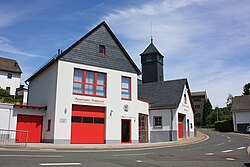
[0,87,10,97]
[203,99,213,126]
[226,93,233,110]
[243,83,250,95]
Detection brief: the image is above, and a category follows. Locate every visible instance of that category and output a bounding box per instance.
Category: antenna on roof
[150,22,153,43]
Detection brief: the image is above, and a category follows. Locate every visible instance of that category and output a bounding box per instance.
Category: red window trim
[99,45,106,56]
[73,69,107,98]
[121,76,132,100]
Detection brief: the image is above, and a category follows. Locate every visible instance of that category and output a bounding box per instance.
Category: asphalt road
[0,129,249,167]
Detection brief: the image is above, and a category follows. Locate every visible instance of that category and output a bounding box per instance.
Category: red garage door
[16,114,43,143]
[178,116,184,138]
[71,105,105,144]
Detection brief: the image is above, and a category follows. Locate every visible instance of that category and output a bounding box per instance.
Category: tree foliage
[243,83,250,95]
[0,87,10,97]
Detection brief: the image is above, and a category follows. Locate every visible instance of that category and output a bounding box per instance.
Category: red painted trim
[121,76,132,100]
[149,107,176,111]
[138,99,150,104]
[73,68,107,97]
[14,104,47,110]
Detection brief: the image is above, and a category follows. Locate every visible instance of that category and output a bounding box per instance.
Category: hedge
[214,120,233,132]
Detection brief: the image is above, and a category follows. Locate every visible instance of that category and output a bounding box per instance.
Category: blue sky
[0,0,250,107]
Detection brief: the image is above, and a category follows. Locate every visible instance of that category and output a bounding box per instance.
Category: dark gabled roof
[138,79,187,109]
[27,21,141,82]
[140,43,163,57]
[0,57,22,74]
[231,95,250,112]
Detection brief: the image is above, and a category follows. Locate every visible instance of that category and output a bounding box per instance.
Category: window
[72,116,82,123]
[121,76,131,100]
[6,87,10,93]
[47,119,51,131]
[7,73,12,79]
[94,118,104,124]
[195,105,201,108]
[153,116,162,128]
[83,117,93,123]
[146,56,152,61]
[73,69,106,97]
[99,45,106,56]
[184,93,187,104]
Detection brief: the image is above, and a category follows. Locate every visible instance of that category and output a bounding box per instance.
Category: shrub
[214,120,233,132]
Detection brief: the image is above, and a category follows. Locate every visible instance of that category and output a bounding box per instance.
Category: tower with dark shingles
[140,41,164,83]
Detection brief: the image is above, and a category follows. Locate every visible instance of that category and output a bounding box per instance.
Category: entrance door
[178,115,184,138]
[121,119,131,143]
[16,114,43,143]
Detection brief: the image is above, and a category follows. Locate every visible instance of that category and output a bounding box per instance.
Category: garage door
[178,116,184,138]
[16,114,43,143]
[71,105,105,144]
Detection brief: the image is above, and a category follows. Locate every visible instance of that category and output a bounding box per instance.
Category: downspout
[170,109,173,141]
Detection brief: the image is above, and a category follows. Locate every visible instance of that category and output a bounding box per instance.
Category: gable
[60,23,139,74]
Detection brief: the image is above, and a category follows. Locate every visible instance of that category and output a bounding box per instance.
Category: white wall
[53,60,149,144]
[177,85,195,137]
[233,111,250,131]
[28,62,58,141]
[0,103,13,130]
[0,71,21,95]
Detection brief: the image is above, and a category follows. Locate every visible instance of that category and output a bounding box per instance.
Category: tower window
[99,45,106,56]
[146,56,152,61]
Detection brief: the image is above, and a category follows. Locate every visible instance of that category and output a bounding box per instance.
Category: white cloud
[103,0,250,107]
[0,36,46,58]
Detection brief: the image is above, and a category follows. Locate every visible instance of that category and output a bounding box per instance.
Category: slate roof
[231,95,250,112]
[0,57,22,74]
[140,43,163,57]
[138,79,188,109]
[27,21,140,82]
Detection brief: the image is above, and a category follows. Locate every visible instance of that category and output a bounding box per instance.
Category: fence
[0,129,28,147]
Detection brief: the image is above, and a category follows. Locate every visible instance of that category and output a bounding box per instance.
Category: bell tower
[140,40,164,83]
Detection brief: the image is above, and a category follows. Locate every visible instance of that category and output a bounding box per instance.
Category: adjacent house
[191,91,207,126]
[231,95,250,132]
[138,42,195,142]
[0,57,22,95]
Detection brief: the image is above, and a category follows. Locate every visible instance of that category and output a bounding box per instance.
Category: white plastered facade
[0,70,21,95]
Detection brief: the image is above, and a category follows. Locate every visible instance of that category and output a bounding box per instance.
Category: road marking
[0,155,64,158]
[228,140,231,142]
[222,150,233,153]
[113,153,150,156]
[136,160,143,163]
[226,157,235,161]
[0,148,6,150]
[226,136,231,139]
[214,143,224,146]
[237,147,246,150]
[40,163,81,166]
[40,149,56,151]
[205,153,214,156]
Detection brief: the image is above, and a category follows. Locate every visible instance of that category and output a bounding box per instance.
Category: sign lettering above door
[75,97,105,104]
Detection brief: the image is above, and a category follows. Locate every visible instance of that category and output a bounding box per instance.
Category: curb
[0,131,209,151]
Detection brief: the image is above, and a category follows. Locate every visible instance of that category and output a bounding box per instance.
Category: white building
[138,79,195,142]
[231,95,250,132]
[0,57,22,95]
[24,21,149,144]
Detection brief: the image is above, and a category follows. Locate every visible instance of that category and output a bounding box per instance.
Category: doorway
[121,119,131,143]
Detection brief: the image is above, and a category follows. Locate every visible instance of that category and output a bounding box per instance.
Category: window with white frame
[153,116,162,128]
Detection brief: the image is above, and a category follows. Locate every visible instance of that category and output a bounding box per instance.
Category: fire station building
[24,21,149,144]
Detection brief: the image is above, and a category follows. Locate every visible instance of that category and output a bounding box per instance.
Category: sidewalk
[22,131,208,150]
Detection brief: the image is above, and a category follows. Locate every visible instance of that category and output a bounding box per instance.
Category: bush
[214,120,233,132]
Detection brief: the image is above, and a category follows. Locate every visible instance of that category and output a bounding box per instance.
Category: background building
[0,57,22,95]
[191,91,207,127]
[231,95,250,132]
